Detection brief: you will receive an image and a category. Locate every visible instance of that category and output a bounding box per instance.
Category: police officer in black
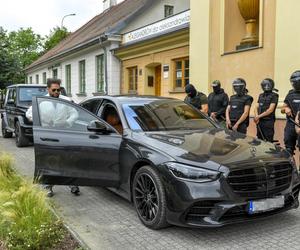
[281,70,300,155]
[226,78,253,134]
[253,78,278,142]
[184,84,208,114]
[208,80,229,125]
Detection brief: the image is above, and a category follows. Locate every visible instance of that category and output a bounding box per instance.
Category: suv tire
[132,166,169,229]
[1,119,13,138]
[15,121,29,147]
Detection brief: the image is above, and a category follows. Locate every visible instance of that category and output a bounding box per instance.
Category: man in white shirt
[26,78,80,197]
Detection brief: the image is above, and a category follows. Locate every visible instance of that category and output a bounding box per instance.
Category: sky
[0,0,123,37]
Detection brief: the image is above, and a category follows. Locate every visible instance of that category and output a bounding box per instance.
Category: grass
[0,153,65,250]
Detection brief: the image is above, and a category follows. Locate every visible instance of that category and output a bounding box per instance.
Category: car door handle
[40,137,59,142]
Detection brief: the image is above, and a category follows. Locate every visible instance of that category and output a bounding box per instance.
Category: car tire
[1,119,13,138]
[15,121,29,147]
[132,165,169,229]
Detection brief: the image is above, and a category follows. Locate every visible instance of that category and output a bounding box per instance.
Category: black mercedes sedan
[31,95,300,229]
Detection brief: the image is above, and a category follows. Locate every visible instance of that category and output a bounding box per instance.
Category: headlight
[165,162,220,183]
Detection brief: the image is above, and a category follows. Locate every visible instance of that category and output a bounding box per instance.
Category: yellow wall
[189,0,210,94]
[121,45,189,100]
[274,0,300,107]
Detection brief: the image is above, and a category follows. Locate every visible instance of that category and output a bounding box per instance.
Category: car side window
[80,99,102,115]
[6,89,16,106]
[37,97,100,132]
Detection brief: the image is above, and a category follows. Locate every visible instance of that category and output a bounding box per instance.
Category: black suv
[1,84,48,147]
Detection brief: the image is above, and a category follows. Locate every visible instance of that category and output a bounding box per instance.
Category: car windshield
[19,87,47,102]
[122,99,215,131]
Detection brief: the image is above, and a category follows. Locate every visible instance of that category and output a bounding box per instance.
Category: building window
[96,55,105,92]
[43,72,47,84]
[174,58,189,90]
[164,5,174,17]
[79,60,86,94]
[128,67,138,94]
[29,76,32,84]
[65,64,71,95]
[35,74,39,84]
[52,69,58,79]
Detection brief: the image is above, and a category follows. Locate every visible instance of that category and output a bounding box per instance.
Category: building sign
[163,65,169,79]
[123,10,190,44]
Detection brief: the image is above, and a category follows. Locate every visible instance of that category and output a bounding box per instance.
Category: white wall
[122,0,190,34]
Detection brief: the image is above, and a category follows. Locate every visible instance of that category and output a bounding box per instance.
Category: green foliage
[43,26,69,52]
[0,153,65,250]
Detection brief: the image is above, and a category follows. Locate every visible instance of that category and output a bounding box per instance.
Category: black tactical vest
[258,92,278,121]
[208,88,228,119]
[285,90,300,122]
[229,94,253,126]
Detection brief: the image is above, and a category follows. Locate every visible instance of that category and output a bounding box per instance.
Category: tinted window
[19,87,47,102]
[81,99,102,114]
[37,97,98,131]
[122,100,214,131]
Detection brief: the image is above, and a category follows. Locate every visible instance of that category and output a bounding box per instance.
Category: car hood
[138,128,290,171]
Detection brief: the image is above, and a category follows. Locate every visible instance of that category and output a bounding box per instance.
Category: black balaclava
[290,70,300,92]
[185,84,197,98]
[261,78,274,93]
[212,80,221,94]
[232,78,246,96]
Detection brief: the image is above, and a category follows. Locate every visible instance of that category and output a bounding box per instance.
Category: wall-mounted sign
[163,65,169,79]
[123,10,190,44]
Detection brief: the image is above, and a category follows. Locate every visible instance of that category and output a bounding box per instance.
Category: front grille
[227,163,292,199]
[185,200,219,222]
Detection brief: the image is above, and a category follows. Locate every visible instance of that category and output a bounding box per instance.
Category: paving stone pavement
[1,135,300,250]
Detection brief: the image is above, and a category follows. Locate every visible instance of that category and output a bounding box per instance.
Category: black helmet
[233,78,246,96]
[290,70,300,92]
[185,84,197,98]
[261,78,274,92]
[211,80,221,93]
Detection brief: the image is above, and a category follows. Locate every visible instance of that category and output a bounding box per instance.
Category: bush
[0,153,65,250]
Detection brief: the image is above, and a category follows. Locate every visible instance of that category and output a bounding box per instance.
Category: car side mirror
[7,99,15,105]
[87,120,113,133]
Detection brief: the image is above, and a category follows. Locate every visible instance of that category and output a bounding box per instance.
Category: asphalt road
[1,135,300,250]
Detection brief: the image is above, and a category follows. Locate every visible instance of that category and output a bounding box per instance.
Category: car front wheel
[132,165,168,229]
[15,121,29,147]
[1,119,13,138]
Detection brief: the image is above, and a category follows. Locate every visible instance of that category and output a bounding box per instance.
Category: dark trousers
[284,121,299,155]
[231,121,248,134]
[257,120,275,142]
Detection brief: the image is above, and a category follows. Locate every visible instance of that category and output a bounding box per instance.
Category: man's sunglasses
[51,88,61,93]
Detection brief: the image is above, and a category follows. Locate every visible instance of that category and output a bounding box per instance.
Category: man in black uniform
[184,84,208,114]
[226,78,253,134]
[254,78,278,142]
[281,70,300,155]
[208,80,229,126]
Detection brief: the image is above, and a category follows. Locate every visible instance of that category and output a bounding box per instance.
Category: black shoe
[70,186,80,196]
[47,189,54,197]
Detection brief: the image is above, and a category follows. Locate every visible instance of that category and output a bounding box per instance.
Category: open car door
[32,96,121,187]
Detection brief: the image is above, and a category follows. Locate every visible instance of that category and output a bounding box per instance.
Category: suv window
[80,99,102,115]
[19,87,47,102]
[6,88,16,105]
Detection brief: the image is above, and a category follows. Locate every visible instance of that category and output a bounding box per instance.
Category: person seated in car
[106,112,123,134]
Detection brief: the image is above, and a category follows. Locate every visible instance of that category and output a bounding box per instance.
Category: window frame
[79,60,86,94]
[42,72,47,84]
[65,64,71,95]
[96,54,105,93]
[173,57,189,91]
[52,69,58,79]
[164,5,174,18]
[128,66,138,94]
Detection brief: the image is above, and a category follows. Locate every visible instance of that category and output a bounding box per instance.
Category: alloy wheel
[134,173,159,222]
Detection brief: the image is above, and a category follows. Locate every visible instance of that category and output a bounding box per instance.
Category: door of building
[155,65,161,96]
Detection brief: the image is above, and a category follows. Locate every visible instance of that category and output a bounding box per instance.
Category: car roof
[81,95,178,104]
[7,84,47,88]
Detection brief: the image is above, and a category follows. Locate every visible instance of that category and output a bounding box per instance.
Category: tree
[43,26,69,52]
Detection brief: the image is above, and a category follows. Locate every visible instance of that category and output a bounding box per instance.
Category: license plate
[248,196,285,214]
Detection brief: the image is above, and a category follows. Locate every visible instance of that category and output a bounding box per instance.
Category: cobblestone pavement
[1,136,300,250]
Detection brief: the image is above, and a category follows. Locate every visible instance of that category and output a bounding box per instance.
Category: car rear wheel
[15,121,29,147]
[132,166,168,229]
[1,119,13,138]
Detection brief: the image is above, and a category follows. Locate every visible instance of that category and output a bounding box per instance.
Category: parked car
[32,95,300,229]
[1,84,48,147]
